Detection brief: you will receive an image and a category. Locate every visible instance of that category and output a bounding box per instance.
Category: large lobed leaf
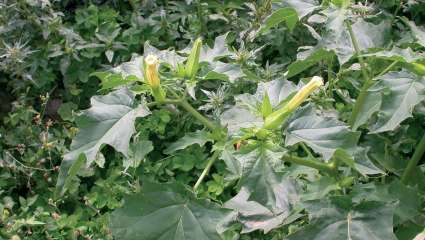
[56,88,150,195]
[110,181,231,240]
[288,197,397,240]
[223,142,299,233]
[369,70,425,133]
[285,107,360,161]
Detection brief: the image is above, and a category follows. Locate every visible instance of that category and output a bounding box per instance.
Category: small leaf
[261,92,273,118]
[110,181,231,240]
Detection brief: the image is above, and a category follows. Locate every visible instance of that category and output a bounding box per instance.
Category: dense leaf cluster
[1,0,425,239]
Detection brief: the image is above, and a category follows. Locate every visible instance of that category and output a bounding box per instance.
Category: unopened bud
[185,38,202,79]
[144,55,160,88]
[263,76,323,129]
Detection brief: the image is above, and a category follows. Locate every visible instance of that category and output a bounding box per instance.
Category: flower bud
[286,76,323,111]
[263,76,323,129]
[411,62,425,76]
[144,54,161,88]
[144,54,165,102]
[185,38,202,79]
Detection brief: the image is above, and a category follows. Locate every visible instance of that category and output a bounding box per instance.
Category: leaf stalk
[401,133,425,185]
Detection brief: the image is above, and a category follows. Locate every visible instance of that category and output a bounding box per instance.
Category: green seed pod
[263,76,323,129]
[185,37,202,79]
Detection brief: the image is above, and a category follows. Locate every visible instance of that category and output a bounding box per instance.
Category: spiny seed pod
[185,38,202,79]
[144,54,161,88]
[263,76,323,130]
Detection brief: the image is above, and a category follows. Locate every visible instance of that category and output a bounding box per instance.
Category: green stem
[194,151,220,191]
[178,99,217,131]
[146,99,181,108]
[377,60,399,77]
[401,133,425,185]
[282,154,335,175]
[346,21,372,128]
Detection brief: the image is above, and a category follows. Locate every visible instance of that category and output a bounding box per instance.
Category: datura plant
[53,2,425,240]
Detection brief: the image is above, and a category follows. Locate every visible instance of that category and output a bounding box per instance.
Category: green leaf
[363,47,424,63]
[199,33,231,63]
[223,142,299,233]
[285,107,360,161]
[351,180,422,224]
[317,8,390,64]
[203,62,244,83]
[402,17,425,47]
[287,48,333,78]
[288,197,397,240]
[220,106,263,135]
[369,70,425,133]
[124,140,153,170]
[91,71,136,90]
[261,92,273,118]
[260,8,298,33]
[164,130,211,154]
[351,89,382,131]
[56,88,150,196]
[110,181,231,240]
[280,0,321,19]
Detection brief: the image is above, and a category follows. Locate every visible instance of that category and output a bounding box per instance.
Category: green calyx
[185,37,202,79]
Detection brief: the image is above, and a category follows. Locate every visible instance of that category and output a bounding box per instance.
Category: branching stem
[194,150,221,191]
[282,154,336,175]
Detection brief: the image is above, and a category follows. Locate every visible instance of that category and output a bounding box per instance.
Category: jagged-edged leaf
[276,0,320,19]
[255,78,300,107]
[369,70,425,133]
[220,106,263,135]
[351,88,382,131]
[111,56,144,79]
[301,176,340,201]
[110,181,231,240]
[164,130,211,154]
[363,47,424,63]
[351,147,384,176]
[260,8,298,33]
[223,142,298,233]
[402,17,425,47]
[124,140,153,170]
[91,71,137,90]
[351,180,422,224]
[288,197,397,240]
[56,88,150,195]
[319,7,390,64]
[285,108,360,161]
[203,62,244,83]
[199,33,231,63]
[287,48,333,77]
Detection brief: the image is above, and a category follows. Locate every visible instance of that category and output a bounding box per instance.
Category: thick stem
[178,99,217,131]
[346,21,372,128]
[282,154,336,175]
[401,133,425,185]
[194,151,220,191]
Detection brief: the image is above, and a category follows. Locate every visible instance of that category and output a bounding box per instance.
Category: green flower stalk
[263,76,324,129]
[144,54,166,102]
[185,37,202,79]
